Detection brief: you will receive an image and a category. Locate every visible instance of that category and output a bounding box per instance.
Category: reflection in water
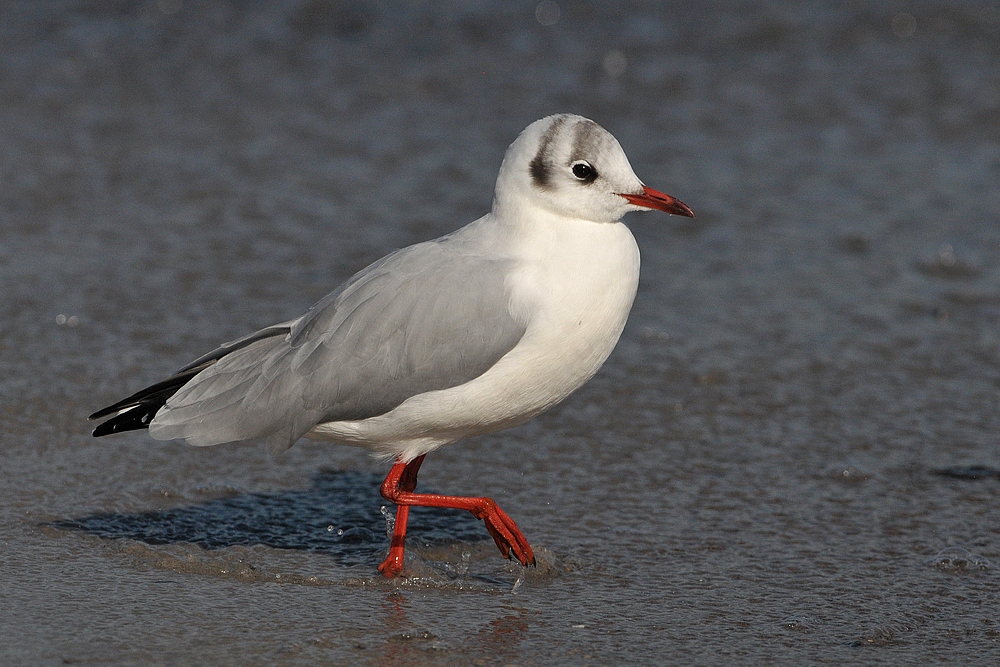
[51,469,484,567]
[379,592,433,658]
[378,590,530,663]
[476,609,530,660]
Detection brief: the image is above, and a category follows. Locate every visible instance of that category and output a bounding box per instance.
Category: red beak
[619,185,695,218]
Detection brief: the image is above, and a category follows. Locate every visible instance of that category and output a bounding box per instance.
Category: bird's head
[494,114,694,224]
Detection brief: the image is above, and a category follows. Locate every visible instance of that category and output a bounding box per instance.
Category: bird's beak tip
[619,185,695,219]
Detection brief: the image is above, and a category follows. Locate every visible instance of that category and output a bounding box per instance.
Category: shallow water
[3,1,1000,664]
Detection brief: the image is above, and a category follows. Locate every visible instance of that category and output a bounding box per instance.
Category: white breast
[308,211,640,460]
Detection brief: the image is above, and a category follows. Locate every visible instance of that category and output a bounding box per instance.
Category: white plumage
[91,114,693,576]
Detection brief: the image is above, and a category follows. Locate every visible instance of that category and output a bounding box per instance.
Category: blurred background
[2,1,999,664]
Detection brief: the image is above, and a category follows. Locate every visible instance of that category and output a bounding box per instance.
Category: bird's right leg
[378,454,534,578]
[377,455,424,577]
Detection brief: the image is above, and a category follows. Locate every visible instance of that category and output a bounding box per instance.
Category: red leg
[377,456,423,577]
[376,455,535,578]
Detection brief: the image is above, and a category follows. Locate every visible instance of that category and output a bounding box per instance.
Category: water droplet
[824,463,869,484]
[938,243,956,266]
[602,50,627,78]
[892,12,916,38]
[452,548,471,579]
[781,615,818,632]
[535,1,560,26]
[916,244,980,279]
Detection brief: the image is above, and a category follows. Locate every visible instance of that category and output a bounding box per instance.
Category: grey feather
[148,237,526,452]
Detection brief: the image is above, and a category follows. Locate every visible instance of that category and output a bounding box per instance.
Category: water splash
[457,548,471,578]
[510,565,527,594]
[380,505,395,539]
[925,546,992,572]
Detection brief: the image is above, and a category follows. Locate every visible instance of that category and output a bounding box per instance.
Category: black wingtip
[91,404,162,437]
[92,419,124,437]
[89,323,289,437]
[89,372,200,437]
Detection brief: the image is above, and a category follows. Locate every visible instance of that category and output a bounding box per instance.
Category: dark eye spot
[571,161,597,183]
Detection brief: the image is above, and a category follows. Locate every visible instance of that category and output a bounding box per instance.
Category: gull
[90,114,694,577]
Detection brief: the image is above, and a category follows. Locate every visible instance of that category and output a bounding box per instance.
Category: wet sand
[3,1,1000,664]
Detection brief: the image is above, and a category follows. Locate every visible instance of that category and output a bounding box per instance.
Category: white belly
[307,216,641,460]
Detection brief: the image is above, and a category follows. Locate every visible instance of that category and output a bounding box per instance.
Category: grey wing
[148,240,527,452]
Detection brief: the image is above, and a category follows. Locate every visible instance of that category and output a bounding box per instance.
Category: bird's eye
[571,161,597,182]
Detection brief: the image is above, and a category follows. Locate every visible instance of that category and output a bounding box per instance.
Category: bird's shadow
[50,468,485,567]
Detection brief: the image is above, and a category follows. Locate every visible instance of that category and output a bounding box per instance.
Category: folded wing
[92,240,526,453]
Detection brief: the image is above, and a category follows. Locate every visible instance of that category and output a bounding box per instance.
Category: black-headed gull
[90,114,694,577]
